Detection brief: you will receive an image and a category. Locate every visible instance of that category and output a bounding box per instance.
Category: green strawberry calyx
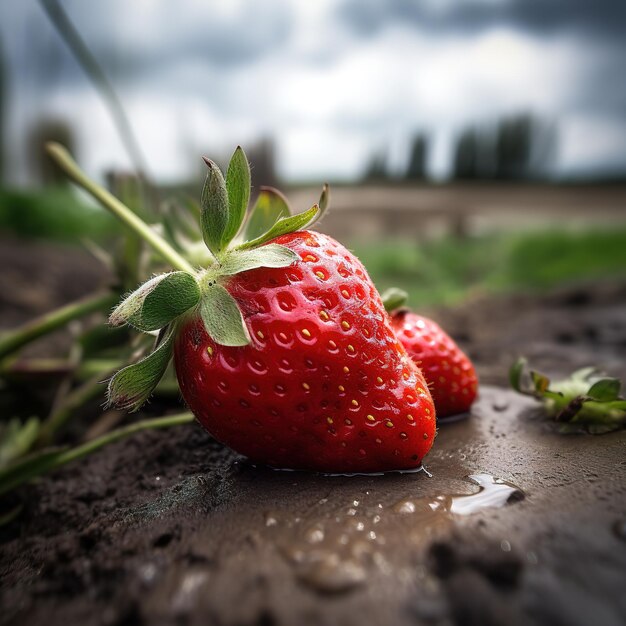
[46,143,329,411]
[381,288,409,313]
[509,357,626,433]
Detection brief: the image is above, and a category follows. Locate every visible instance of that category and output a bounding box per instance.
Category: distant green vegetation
[1,186,624,307]
[352,228,626,307]
[0,186,116,240]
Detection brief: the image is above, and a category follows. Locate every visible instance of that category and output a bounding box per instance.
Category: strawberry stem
[46,143,195,274]
[0,291,117,360]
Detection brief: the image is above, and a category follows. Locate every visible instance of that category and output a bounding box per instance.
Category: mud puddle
[263,472,524,593]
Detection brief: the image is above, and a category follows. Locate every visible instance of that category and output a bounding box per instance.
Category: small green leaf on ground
[508,357,526,393]
[587,378,621,402]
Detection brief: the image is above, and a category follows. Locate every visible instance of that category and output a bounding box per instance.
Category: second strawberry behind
[383,288,479,419]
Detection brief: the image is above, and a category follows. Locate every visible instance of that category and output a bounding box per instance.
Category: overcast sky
[1,0,625,184]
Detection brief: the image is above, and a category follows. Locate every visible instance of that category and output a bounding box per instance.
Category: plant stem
[36,370,114,447]
[0,358,181,396]
[0,413,195,496]
[0,357,121,379]
[60,412,195,463]
[39,0,150,178]
[0,291,116,360]
[46,143,195,274]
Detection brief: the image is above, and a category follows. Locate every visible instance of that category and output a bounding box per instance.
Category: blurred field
[293,182,626,240]
[1,182,625,308]
[0,186,115,240]
[352,229,626,307]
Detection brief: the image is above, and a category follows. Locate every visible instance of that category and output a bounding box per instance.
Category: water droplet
[265,514,278,527]
[492,398,510,412]
[393,500,416,514]
[296,555,366,593]
[450,474,524,516]
[172,571,209,611]
[305,528,325,544]
[392,474,524,518]
[138,562,157,584]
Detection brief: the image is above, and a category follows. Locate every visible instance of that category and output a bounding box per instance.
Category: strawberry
[105,148,436,472]
[383,290,478,418]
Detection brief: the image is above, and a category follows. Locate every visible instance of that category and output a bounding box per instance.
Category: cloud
[338,0,626,41]
[1,0,625,182]
[39,0,295,84]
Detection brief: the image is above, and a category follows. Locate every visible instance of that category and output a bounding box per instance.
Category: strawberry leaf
[200,158,229,256]
[587,378,621,402]
[200,283,250,346]
[238,204,320,251]
[224,146,251,246]
[571,366,597,381]
[318,183,330,217]
[220,244,298,276]
[509,357,527,393]
[511,358,626,433]
[107,327,175,411]
[244,187,291,241]
[110,272,200,332]
[531,370,550,394]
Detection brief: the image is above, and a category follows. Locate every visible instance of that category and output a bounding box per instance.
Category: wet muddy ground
[0,237,625,626]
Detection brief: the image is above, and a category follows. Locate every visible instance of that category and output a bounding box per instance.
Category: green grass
[2,185,625,307]
[0,186,116,240]
[351,228,626,307]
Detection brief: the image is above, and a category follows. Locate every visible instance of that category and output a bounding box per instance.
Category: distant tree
[494,114,533,180]
[452,113,556,181]
[362,150,389,182]
[0,36,5,184]
[28,118,76,185]
[453,127,481,180]
[405,134,428,181]
[247,138,278,189]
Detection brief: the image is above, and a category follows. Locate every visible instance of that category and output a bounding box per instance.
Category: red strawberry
[383,292,478,418]
[174,231,436,472]
[106,148,436,472]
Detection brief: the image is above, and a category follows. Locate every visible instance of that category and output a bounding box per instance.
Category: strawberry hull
[174,232,436,472]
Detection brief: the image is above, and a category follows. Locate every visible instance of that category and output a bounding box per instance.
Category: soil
[1,238,625,626]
